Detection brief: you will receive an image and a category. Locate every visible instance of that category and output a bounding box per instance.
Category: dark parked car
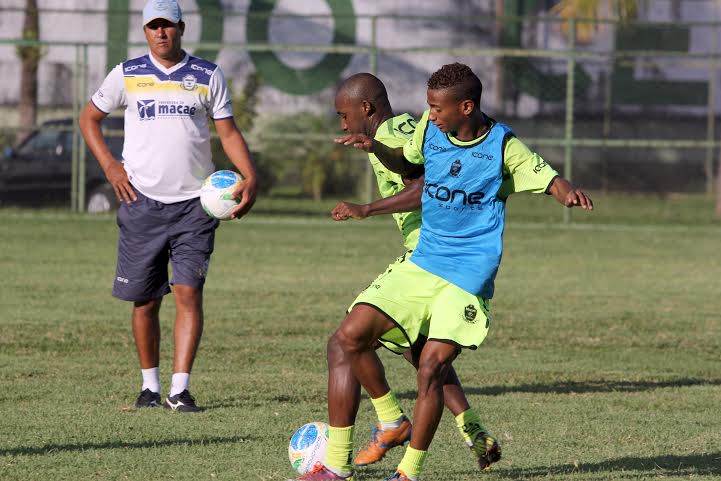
[1,117,123,213]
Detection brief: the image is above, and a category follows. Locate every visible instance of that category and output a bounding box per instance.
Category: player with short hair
[294,73,500,481]
[79,0,256,412]
[308,63,593,481]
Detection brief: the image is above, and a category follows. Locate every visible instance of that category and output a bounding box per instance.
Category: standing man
[79,0,256,412]
[319,63,593,481]
[295,73,500,481]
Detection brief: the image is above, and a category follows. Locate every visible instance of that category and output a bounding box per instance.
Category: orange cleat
[353,416,412,466]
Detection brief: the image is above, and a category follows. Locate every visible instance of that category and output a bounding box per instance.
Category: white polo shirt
[91,52,234,203]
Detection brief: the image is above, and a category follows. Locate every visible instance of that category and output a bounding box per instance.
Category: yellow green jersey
[370,113,421,250]
[401,111,560,297]
[403,111,559,198]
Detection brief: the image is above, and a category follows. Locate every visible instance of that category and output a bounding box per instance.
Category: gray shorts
[112,190,220,302]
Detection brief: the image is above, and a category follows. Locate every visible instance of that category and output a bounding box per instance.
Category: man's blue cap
[143,0,182,26]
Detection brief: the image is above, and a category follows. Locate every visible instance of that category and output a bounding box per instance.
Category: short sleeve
[499,137,559,197]
[379,133,408,150]
[374,113,415,149]
[90,64,126,113]
[209,67,234,120]
[402,111,429,165]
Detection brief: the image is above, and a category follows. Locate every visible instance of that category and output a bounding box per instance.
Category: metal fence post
[601,66,613,194]
[71,44,80,212]
[563,18,576,224]
[705,26,718,196]
[366,15,378,204]
[78,43,89,212]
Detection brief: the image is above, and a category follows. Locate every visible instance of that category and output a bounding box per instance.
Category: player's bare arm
[547,176,593,209]
[331,176,424,221]
[334,133,418,176]
[79,101,137,203]
[214,118,258,219]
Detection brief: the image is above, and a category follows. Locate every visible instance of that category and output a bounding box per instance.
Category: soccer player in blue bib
[294,73,501,481]
[323,63,593,481]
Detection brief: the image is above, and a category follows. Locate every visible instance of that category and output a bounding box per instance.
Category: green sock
[370,390,404,424]
[325,425,354,475]
[397,446,427,480]
[455,408,487,446]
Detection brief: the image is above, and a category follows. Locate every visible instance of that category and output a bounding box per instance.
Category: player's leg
[393,339,459,480]
[167,284,203,411]
[443,371,499,466]
[406,339,493,464]
[294,259,429,480]
[132,298,163,407]
[340,305,414,468]
[133,299,162,369]
[347,259,432,468]
[422,287,502,472]
[386,341,460,480]
[302,334,384,481]
[171,285,203,374]
[113,191,171,408]
[299,305,398,480]
[295,308,397,481]
[165,196,219,412]
[406,337,470,414]
[326,331,362,427]
[335,304,397,397]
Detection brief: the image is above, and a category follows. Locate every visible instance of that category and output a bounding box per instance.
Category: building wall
[0,0,719,119]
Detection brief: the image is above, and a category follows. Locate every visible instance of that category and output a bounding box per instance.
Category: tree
[554,2,721,216]
[16,0,42,144]
[254,113,365,201]
[552,0,638,43]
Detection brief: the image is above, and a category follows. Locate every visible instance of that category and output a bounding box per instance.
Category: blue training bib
[410,117,513,298]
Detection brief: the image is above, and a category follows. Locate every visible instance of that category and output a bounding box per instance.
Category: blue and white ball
[200,170,243,220]
[288,422,329,474]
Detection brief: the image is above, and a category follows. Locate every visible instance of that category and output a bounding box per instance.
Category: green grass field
[1,194,720,480]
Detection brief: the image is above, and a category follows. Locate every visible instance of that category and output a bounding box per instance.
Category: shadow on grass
[352,452,721,480]
[494,452,721,478]
[202,393,322,410]
[0,435,254,457]
[394,378,721,400]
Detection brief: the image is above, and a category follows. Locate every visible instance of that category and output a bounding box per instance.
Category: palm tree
[554,2,721,216]
[552,0,638,43]
[16,0,42,144]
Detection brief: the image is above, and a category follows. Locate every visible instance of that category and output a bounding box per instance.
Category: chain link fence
[1,8,720,217]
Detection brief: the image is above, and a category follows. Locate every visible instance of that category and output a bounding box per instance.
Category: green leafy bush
[253,112,366,200]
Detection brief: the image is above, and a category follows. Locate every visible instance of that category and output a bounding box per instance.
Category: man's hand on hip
[104,161,137,203]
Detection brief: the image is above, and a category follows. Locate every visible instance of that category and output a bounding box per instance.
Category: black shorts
[112,190,220,302]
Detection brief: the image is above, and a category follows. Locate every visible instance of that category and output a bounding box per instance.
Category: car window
[16,128,63,157]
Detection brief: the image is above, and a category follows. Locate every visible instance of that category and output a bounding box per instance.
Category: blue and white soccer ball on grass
[288,421,329,474]
[200,170,244,220]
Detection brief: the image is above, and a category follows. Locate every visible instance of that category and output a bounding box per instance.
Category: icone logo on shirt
[533,161,548,173]
[427,142,447,152]
[125,64,148,72]
[137,99,197,120]
[472,151,494,160]
[190,64,214,76]
[424,181,485,207]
